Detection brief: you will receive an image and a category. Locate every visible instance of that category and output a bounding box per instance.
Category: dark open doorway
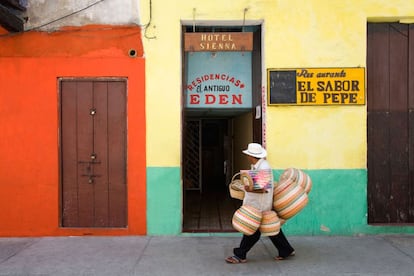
[183,118,240,232]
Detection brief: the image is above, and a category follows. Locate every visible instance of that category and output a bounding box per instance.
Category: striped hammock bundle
[273,168,310,219]
[259,210,281,236]
[232,205,262,236]
[280,168,312,194]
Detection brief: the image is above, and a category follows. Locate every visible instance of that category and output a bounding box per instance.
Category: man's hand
[244,185,253,192]
[245,186,268,193]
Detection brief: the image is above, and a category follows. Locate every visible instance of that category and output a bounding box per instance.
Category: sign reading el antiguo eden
[268,68,365,105]
[184,32,253,109]
[184,32,253,52]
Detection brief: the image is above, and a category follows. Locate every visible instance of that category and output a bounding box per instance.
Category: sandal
[225,255,247,264]
[275,251,296,261]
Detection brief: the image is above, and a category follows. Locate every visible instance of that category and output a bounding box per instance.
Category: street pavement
[0,234,413,276]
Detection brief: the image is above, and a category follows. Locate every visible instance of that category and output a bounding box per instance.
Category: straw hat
[242,143,267,158]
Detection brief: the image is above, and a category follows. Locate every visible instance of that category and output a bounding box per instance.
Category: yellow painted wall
[140,0,414,169]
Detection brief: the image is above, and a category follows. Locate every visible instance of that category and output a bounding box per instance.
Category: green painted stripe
[147,167,414,236]
[276,169,414,235]
[147,167,181,235]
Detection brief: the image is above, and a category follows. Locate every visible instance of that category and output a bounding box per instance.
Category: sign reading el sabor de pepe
[268,68,365,105]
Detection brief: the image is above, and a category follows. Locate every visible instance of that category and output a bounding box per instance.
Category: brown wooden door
[60,80,127,227]
[367,23,414,223]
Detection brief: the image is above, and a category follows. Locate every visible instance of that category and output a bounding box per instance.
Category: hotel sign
[268,68,365,105]
[184,32,253,52]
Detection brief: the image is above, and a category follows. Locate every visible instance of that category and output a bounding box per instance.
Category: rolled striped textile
[296,169,312,194]
[275,189,308,219]
[259,210,281,236]
[280,168,312,194]
[232,205,262,236]
[273,177,308,219]
[280,167,299,182]
[274,175,296,195]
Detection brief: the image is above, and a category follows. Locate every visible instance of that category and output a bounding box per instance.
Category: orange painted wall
[0,25,146,236]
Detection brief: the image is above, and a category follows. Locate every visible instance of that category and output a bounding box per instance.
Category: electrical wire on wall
[0,0,157,39]
[0,0,106,37]
[26,0,106,31]
[141,0,156,39]
[0,0,156,39]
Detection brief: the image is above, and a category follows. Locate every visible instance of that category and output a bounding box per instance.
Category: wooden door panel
[61,81,79,227]
[76,81,95,227]
[367,112,391,222]
[409,110,414,221]
[107,81,127,227]
[367,23,414,223]
[409,25,414,222]
[389,112,409,222]
[389,23,409,223]
[410,26,414,109]
[367,23,391,222]
[389,23,408,112]
[367,24,389,111]
[93,81,110,227]
[60,80,127,228]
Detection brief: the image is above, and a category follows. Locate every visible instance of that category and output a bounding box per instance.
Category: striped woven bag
[273,177,308,219]
[259,210,281,236]
[232,205,262,236]
[280,168,312,194]
[296,169,312,194]
[280,167,299,182]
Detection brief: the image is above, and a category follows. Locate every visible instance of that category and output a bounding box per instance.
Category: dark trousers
[233,228,294,260]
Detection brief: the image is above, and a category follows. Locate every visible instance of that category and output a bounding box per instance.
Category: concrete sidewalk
[0,234,413,276]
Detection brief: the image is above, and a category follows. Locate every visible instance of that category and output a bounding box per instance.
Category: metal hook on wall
[242,8,248,32]
[193,8,196,32]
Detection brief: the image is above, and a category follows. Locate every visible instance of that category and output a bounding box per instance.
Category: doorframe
[180,22,265,232]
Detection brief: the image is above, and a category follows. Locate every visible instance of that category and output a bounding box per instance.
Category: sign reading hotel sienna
[184,32,253,52]
[267,68,365,105]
